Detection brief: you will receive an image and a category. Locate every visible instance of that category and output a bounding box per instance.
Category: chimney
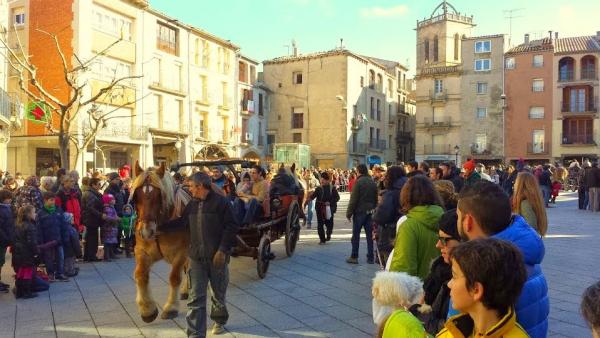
[555,32,559,40]
[548,30,553,41]
[292,39,298,57]
[524,34,530,44]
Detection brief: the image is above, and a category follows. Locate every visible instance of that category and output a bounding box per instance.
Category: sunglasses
[438,236,458,246]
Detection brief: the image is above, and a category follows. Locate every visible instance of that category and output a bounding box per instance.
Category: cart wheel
[285,200,301,257]
[257,234,271,279]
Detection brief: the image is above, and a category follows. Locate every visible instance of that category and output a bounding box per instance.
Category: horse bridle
[133,175,166,258]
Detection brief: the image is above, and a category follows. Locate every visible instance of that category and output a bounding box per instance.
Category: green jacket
[382,309,431,338]
[463,171,481,189]
[519,199,537,233]
[346,175,378,219]
[389,205,444,279]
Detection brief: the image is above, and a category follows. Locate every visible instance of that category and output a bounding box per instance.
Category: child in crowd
[13,205,39,298]
[37,191,70,282]
[63,213,81,277]
[551,179,562,204]
[120,204,136,258]
[581,281,600,338]
[437,238,528,338]
[101,194,120,261]
[372,271,429,337]
[0,190,15,292]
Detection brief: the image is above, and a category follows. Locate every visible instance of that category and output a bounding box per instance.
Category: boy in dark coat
[13,205,39,298]
[0,189,16,292]
[309,172,340,244]
[37,192,70,282]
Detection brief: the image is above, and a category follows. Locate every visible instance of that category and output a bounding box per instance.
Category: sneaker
[211,323,225,335]
[346,257,358,264]
[54,275,70,282]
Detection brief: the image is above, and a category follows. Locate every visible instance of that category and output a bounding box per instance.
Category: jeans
[351,212,373,261]
[44,245,65,277]
[186,257,230,338]
[306,199,315,226]
[540,186,551,206]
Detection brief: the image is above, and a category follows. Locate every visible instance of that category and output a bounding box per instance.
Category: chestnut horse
[131,162,191,322]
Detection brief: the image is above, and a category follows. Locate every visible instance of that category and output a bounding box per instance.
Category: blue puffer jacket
[493,215,549,338]
[37,208,70,246]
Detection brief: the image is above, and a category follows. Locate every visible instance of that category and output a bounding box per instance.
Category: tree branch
[80,75,142,107]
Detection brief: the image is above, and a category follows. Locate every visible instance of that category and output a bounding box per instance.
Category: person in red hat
[462,159,481,189]
[119,164,131,179]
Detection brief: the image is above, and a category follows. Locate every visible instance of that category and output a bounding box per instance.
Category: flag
[26,101,50,124]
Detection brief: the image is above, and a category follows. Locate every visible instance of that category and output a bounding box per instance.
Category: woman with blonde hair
[512,172,548,236]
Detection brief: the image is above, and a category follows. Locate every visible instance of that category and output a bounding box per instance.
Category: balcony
[396,131,412,142]
[351,117,364,131]
[240,99,254,115]
[559,70,574,82]
[527,142,549,155]
[96,123,149,141]
[581,69,597,81]
[561,98,598,116]
[424,144,451,155]
[368,139,387,151]
[429,89,447,102]
[350,142,368,154]
[423,117,452,129]
[470,144,492,156]
[561,133,596,146]
[0,89,19,123]
[397,103,406,115]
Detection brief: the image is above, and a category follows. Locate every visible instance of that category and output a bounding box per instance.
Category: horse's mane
[131,170,176,214]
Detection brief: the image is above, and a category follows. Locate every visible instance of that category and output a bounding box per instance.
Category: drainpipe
[186,25,193,162]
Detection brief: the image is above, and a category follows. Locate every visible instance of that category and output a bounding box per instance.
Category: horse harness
[135,174,166,258]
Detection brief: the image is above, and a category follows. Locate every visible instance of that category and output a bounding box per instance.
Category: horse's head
[131,161,173,240]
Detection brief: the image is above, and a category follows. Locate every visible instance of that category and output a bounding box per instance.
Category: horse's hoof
[141,308,159,323]
[180,293,189,300]
[160,310,178,320]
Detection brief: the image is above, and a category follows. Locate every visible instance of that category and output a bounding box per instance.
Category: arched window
[369,69,375,88]
[559,57,575,82]
[454,33,460,60]
[424,39,430,63]
[581,55,596,80]
[433,35,439,62]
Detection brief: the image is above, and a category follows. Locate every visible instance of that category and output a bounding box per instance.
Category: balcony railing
[396,131,412,142]
[429,89,448,102]
[0,89,18,121]
[397,103,406,114]
[424,144,451,154]
[561,133,596,145]
[368,139,387,150]
[527,142,549,155]
[351,142,368,154]
[561,98,598,114]
[423,116,452,128]
[470,144,492,155]
[351,117,364,131]
[581,69,597,80]
[559,70,574,82]
[96,123,149,141]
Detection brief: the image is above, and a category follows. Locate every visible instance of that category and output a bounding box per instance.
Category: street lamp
[454,145,460,165]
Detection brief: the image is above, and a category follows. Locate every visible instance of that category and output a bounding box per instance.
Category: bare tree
[0,27,142,170]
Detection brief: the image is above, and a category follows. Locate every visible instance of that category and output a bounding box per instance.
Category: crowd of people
[1,157,600,338]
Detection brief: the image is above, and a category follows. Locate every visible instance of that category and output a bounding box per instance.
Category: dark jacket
[164,190,239,260]
[443,169,464,193]
[312,184,340,218]
[82,189,104,229]
[539,169,552,188]
[463,171,481,189]
[56,188,82,231]
[63,226,82,258]
[373,177,407,226]
[503,170,519,196]
[0,203,15,247]
[346,175,378,218]
[410,256,451,335]
[37,207,70,246]
[585,167,600,188]
[12,220,39,268]
[105,184,126,216]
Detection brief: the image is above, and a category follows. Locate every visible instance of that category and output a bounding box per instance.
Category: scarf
[44,205,56,214]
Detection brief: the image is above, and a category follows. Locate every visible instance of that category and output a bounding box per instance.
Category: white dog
[372,271,424,326]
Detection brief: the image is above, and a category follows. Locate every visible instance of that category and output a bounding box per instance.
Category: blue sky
[151,0,600,74]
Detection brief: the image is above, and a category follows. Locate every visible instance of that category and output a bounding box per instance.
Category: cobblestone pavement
[0,191,598,337]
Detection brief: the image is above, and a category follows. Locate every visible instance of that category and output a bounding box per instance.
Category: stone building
[397,78,416,163]
[263,48,408,168]
[415,1,475,166]
[459,35,505,165]
[504,35,554,164]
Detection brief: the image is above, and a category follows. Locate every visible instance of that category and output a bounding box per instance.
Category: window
[377,74,383,92]
[202,40,210,68]
[238,61,248,83]
[360,76,364,87]
[505,57,515,69]
[292,108,303,129]
[474,134,487,153]
[475,40,491,53]
[433,35,439,62]
[156,22,178,55]
[532,79,544,92]
[151,58,161,86]
[370,97,375,119]
[475,59,491,71]
[223,49,230,74]
[424,39,430,63]
[90,55,133,84]
[454,34,460,61]
[258,93,264,116]
[532,130,545,153]
[13,7,25,26]
[388,79,393,97]
[369,127,374,146]
[529,107,544,119]
[369,70,376,88]
[92,6,132,41]
[199,75,208,101]
[476,107,487,119]
[533,55,544,67]
[194,39,200,65]
[292,133,302,143]
[434,79,443,93]
[476,82,488,94]
[293,72,303,84]
[249,65,256,84]
[376,99,381,121]
[221,82,229,106]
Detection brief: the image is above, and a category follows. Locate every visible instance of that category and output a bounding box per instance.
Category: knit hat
[102,193,115,204]
[438,209,459,240]
[462,159,476,171]
[122,204,133,216]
